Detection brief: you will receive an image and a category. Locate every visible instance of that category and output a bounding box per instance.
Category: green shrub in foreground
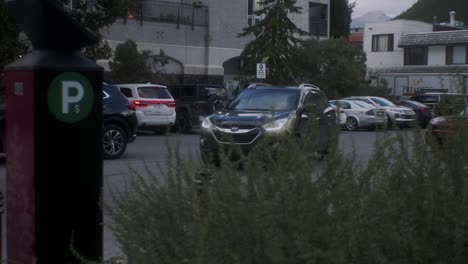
[108,126,468,264]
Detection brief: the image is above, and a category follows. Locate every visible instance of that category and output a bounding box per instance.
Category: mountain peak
[351,10,392,29]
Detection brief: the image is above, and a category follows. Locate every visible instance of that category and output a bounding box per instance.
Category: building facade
[100,0,330,87]
[364,19,468,97]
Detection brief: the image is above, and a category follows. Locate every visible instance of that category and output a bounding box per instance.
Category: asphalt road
[0,129,419,260]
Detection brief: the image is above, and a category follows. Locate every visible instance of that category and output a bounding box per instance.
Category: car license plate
[144,109,162,115]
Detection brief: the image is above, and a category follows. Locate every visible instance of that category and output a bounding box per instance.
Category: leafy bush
[109,124,468,263]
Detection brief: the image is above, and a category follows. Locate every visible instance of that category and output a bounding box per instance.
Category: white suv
[115,83,176,131]
[343,96,416,128]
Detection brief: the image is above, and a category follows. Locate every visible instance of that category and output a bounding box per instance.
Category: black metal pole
[192,6,195,30]
[177,6,180,29]
[139,0,143,26]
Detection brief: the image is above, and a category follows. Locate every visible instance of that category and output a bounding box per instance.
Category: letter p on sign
[48,72,94,123]
[62,81,84,114]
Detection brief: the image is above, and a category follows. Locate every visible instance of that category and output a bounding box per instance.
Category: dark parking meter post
[5,0,103,263]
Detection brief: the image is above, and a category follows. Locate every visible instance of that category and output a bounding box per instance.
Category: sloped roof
[368,65,468,74]
[349,32,364,43]
[399,30,468,47]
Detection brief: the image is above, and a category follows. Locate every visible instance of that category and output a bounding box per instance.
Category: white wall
[103,0,330,77]
[364,20,433,69]
[379,73,466,96]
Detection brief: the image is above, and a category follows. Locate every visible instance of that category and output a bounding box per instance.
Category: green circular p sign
[48,72,94,123]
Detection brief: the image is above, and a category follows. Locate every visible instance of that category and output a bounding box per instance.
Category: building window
[371,34,394,52]
[404,47,428,65]
[309,3,328,36]
[248,0,261,25]
[446,45,468,65]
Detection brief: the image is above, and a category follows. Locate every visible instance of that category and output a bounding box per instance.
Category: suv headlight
[201,117,213,129]
[263,118,289,133]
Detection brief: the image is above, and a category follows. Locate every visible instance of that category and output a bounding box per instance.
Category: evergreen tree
[0,1,28,71]
[396,0,468,26]
[238,0,307,85]
[294,38,366,98]
[330,0,355,39]
[109,39,154,83]
[60,0,134,61]
[0,1,29,97]
[0,0,133,64]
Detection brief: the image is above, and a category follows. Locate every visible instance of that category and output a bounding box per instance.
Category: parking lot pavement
[0,129,421,260]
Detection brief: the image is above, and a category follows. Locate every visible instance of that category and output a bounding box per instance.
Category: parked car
[0,85,137,159]
[115,83,176,132]
[343,96,416,129]
[199,83,336,163]
[103,84,138,159]
[330,100,386,131]
[410,93,468,117]
[329,104,347,127]
[168,84,228,133]
[426,106,468,144]
[395,99,433,128]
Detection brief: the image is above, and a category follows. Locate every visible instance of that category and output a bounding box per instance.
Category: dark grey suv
[199,84,336,163]
[168,84,227,133]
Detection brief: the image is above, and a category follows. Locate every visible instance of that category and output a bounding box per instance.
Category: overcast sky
[352,0,418,18]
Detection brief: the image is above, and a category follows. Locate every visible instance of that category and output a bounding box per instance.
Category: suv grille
[212,128,261,144]
[403,110,414,115]
[217,124,257,130]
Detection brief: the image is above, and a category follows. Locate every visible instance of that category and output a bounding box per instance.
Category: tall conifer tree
[239,0,307,85]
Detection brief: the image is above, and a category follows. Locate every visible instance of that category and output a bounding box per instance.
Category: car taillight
[131,100,175,108]
[365,110,374,116]
[131,100,150,108]
[420,108,430,113]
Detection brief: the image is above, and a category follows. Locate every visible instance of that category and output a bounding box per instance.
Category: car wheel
[345,117,359,131]
[176,111,192,133]
[103,124,128,160]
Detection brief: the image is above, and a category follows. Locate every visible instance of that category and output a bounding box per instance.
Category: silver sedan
[330,100,387,131]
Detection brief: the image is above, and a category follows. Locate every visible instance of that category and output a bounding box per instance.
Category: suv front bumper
[199,126,264,161]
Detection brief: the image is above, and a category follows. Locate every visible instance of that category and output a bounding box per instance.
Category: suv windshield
[138,86,172,99]
[371,97,395,107]
[413,95,438,104]
[229,89,300,111]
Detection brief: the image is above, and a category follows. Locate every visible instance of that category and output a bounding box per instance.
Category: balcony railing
[132,0,208,28]
[309,17,327,36]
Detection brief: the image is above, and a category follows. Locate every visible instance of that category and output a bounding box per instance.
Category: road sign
[256,63,266,79]
[48,72,94,123]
